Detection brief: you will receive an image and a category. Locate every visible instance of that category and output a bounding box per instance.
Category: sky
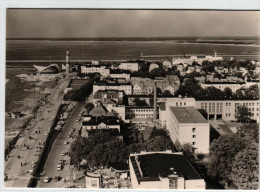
[6,9,260,38]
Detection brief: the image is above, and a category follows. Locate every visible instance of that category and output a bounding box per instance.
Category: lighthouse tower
[66,51,70,73]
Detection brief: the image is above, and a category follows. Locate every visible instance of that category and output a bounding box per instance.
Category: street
[4,75,69,187]
[37,102,85,188]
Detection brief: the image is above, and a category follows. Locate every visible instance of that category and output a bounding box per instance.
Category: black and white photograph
[2,6,260,190]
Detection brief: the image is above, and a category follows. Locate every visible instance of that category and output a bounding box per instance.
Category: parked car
[64,141,69,145]
[54,176,60,182]
[43,177,49,183]
[57,164,62,171]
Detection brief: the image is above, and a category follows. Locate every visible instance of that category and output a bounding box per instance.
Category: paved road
[37,102,85,188]
[4,75,69,188]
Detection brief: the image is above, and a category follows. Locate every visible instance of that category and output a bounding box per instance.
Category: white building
[93,82,132,95]
[200,82,258,93]
[119,63,139,72]
[166,106,210,154]
[110,73,130,81]
[149,63,159,72]
[195,99,259,122]
[81,65,110,77]
[125,106,154,120]
[129,151,205,189]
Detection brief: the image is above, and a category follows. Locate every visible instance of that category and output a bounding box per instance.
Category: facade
[195,99,259,122]
[172,54,223,66]
[110,72,130,81]
[128,95,151,106]
[93,90,124,105]
[200,82,251,93]
[166,106,210,153]
[81,116,120,137]
[81,65,110,77]
[93,81,132,95]
[129,151,205,189]
[158,102,166,126]
[125,106,154,120]
[119,63,139,72]
[130,75,180,95]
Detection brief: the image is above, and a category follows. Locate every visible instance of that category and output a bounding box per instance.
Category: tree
[237,106,253,123]
[145,136,174,151]
[146,128,174,151]
[85,102,94,114]
[69,136,89,169]
[149,68,167,79]
[237,123,259,143]
[205,86,224,100]
[244,84,259,99]
[231,143,259,190]
[207,134,251,183]
[133,98,148,106]
[177,143,196,163]
[223,87,233,99]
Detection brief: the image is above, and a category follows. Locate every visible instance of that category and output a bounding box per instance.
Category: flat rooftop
[169,106,208,124]
[130,153,201,182]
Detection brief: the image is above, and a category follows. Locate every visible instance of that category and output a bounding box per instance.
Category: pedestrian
[21,162,22,166]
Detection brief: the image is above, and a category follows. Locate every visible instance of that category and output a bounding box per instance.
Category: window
[192,135,196,138]
[192,128,196,132]
[184,102,186,106]
[192,142,196,145]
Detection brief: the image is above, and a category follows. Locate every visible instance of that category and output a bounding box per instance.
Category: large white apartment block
[195,100,259,122]
[81,65,110,77]
[110,73,130,81]
[129,151,205,189]
[93,82,132,95]
[118,63,139,72]
[166,106,210,154]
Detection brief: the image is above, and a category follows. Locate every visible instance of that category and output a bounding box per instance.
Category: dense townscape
[5,50,259,189]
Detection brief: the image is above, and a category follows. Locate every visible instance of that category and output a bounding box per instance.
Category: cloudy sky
[6,9,260,38]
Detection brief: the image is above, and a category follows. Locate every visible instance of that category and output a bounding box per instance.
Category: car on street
[64,141,69,145]
[57,164,62,171]
[43,177,49,183]
[54,176,60,182]
[61,152,66,156]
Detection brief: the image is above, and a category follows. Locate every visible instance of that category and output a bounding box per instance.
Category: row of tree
[69,128,175,169]
[175,78,259,100]
[207,123,259,189]
[64,79,94,101]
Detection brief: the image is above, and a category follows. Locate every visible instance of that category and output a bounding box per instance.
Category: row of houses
[92,75,181,96]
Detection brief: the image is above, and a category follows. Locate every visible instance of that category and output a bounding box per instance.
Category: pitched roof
[89,104,114,117]
[82,116,120,126]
